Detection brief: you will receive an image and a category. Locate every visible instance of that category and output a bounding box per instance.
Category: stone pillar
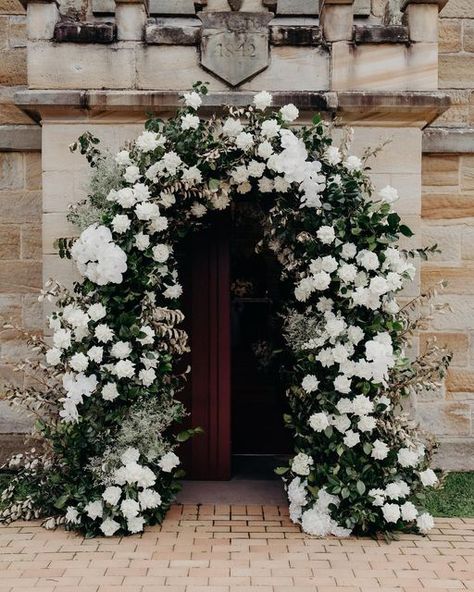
[24,0,59,41]
[320,0,354,42]
[116,0,148,41]
[401,0,449,43]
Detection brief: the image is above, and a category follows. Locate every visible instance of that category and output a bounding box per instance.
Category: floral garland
[0,84,449,538]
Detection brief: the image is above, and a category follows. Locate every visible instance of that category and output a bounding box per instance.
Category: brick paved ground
[0,504,473,592]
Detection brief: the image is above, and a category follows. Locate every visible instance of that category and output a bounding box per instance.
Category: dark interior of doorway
[230,200,292,480]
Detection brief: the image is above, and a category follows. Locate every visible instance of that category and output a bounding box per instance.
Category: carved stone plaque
[199,12,273,87]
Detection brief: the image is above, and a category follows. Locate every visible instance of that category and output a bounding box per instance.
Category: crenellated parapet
[19,0,449,95]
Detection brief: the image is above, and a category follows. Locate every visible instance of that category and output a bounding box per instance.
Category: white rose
[235,132,254,151]
[324,146,341,165]
[401,501,418,522]
[358,415,376,432]
[115,188,136,208]
[182,165,202,186]
[115,150,131,166]
[343,430,360,448]
[371,439,389,460]
[302,375,319,393]
[397,448,420,468]
[357,249,379,271]
[102,485,122,506]
[247,160,266,178]
[135,202,160,221]
[280,103,299,122]
[419,468,438,487]
[111,214,131,234]
[46,348,62,366]
[158,451,180,472]
[379,185,399,204]
[127,516,145,534]
[87,346,103,363]
[163,283,183,299]
[332,414,351,433]
[344,155,362,172]
[102,382,119,401]
[253,90,272,111]
[341,243,357,259]
[139,368,156,386]
[113,360,135,379]
[95,324,114,343]
[291,452,313,476]
[100,517,120,537]
[138,488,162,510]
[53,328,72,350]
[149,216,168,233]
[257,141,273,160]
[84,500,103,520]
[111,341,132,359]
[222,117,243,137]
[334,375,351,394]
[309,412,329,432]
[416,512,434,533]
[65,506,81,524]
[124,165,140,184]
[191,202,207,218]
[135,130,164,153]
[121,498,140,519]
[152,244,170,263]
[181,114,200,131]
[135,233,150,251]
[69,352,89,372]
[88,303,106,321]
[316,226,335,244]
[261,119,280,138]
[183,91,202,110]
[382,503,400,523]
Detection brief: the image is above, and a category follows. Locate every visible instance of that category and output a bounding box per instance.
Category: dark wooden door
[180,218,232,480]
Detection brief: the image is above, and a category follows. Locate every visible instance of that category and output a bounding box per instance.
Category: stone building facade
[0,0,473,469]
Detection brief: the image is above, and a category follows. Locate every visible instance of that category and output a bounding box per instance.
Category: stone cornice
[14,90,451,129]
[423,128,474,153]
[0,124,42,151]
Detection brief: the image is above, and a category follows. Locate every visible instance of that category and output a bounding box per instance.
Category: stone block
[416,401,471,436]
[21,223,41,260]
[422,194,474,220]
[0,190,41,224]
[440,55,474,89]
[446,368,474,392]
[461,156,474,191]
[43,253,78,289]
[463,21,474,53]
[0,294,22,325]
[0,261,42,293]
[423,128,474,153]
[92,0,115,13]
[9,15,27,48]
[54,21,116,43]
[27,1,58,40]
[439,19,462,53]
[24,152,41,189]
[0,152,23,190]
[116,2,146,41]
[0,17,10,52]
[353,25,409,44]
[421,265,474,294]
[0,103,33,126]
[145,21,201,45]
[389,172,421,215]
[320,1,353,42]
[432,91,470,128]
[203,0,265,10]
[150,0,195,14]
[433,440,474,471]
[440,0,474,18]
[28,41,134,89]
[421,224,461,263]
[0,0,24,14]
[422,154,459,187]
[277,0,318,14]
[0,47,26,86]
[43,213,77,254]
[270,24,322,46]
[0,402,32,433]
[0,225,20,259]
[420,331,469,367]
[22,293,42,330]
[461,226,474,260]
[0,125,41,151]
[431,294,474,331]
[405,4,438,43]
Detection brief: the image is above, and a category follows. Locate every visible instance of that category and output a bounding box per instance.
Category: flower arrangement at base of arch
[0,83,450,538]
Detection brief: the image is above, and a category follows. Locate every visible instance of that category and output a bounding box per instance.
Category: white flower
[87,346,103,364]
[343,430,360,448]
[191,202,207,218]
[115,188,136,208]
[95,324,114,343]
[163,151,182,174]
[336,398,353,414]
[158,451,180,472]
[347,326,364,345]
[311,271,331,291]
[121,447,140,464]
[302,375,319,393]
[274,176,290,193]
[369,488,385,506]
[401,501,418,521]
[100,517,120,537]
[417,512,435,533]
[385,482,407,500]
[258,177,274,193]
[111,341,132,359]
[398,448,420,468]
[139,368,156,386]
[46,348,62,366]
[344,155,362,172]
[139,488,162,510]
[341,243,357,259]
[280,103,299,122]
[332,414,351,433]
[223,118,243,137]
[136,130,164,152]
[53,329,72,350]
[88,303,106,321]
[379,185,399,204]
[121,498,140,519]
[84,500,103,520]
[382,503,400,523]
[291,452,313,476]
[127,516,145,534]
[352,394,374,416]
[235,132,254,151]
[181,113,200,131]
[65,506,81,524]
[137,325,154,346]
[163,283,183,299]
[152,244,170,263]
[257,141,273,159]
[124,165,140,184]
[135,202,160,221]
[115,150,131,166]
[253,90,272,111]
[149,216,168,233]
[357,249,379,271]
[133,183,151,203]
[261,119,280,138]
[69,353,89,372]
[371,439,389,460]
[102,382,119,401]
[183,91,202,110]
[287,477,307,507]
[111,214,131,234]
[369,276,389,296]
[309,412,329,432]
[420,469,438,487]
[338,263,357,283]
[135,233,150,251]
[247,160,265,178]
[324,146,341,165]
[102,486,122,506]
[182,166,202,186]
[316,226,335,244]
[334,375,351,394]
[113,360,135,379]
[358,415,376,432]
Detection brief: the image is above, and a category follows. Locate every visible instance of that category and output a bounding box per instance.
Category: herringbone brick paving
[0,504,473,591]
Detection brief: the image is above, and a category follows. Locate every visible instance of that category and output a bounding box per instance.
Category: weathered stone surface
[0,225,20,259]
[27,1,58,40]
[0,261,42,293]
[116,2,146,41]
[276,0,318,14]
[9,14,26,48]
[461,227,474,260]
[0,152,23,190]
[439,18,462,53]
[145,21,201,45]
[0,0,24,14]
[421,266,474,294]
[417,401,471,436]
[405,4,438,43]
[54,21,116,43]
[320,2,353,42]
[0,294,22,325]
[353,25,408,44]
[43,213,76,254]
[423,128,474,153]
[199,12,272,87]
[461,155,474,191]
[0,47,26,85]
[91,0,115,13]
[0,403,32,433]
[421,224,461,262]
[0,125,41,151]
[431,90,470,128]
[433,440,474,471]
[24,152,41,189]
[423,195,474,219]
[0,191,41,222]
[446,368,474,393]
[28,41,135,89]
[270,24,322,46]
[21,223,41,259]
[150,0,195,13]
[422,154,459,186]
[22,293,42,330]
[440,55,474,89]
[420,332,468,367]
[463,21,474,53]
[440,0,474,18]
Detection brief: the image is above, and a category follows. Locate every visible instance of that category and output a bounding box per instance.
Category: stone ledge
[0,125,41,151]
[54,21,116,43]
[145,21,201,44]
[270,24,322,46]
[353,25,409,44]
[423,128,474,154]
[14,90,450,128]
[433,439,474,471]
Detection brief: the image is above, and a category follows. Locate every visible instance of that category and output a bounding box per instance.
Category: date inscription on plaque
[199,12,273,87]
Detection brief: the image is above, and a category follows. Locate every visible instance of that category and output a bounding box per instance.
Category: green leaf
[400,224,414,237]
[274,466,290,476]
[54,494,70,510]
[356,480,366,495]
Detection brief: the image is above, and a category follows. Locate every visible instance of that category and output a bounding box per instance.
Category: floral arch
[1,85,449,538]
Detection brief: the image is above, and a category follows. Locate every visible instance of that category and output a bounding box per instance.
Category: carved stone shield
[199,12,273,87]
